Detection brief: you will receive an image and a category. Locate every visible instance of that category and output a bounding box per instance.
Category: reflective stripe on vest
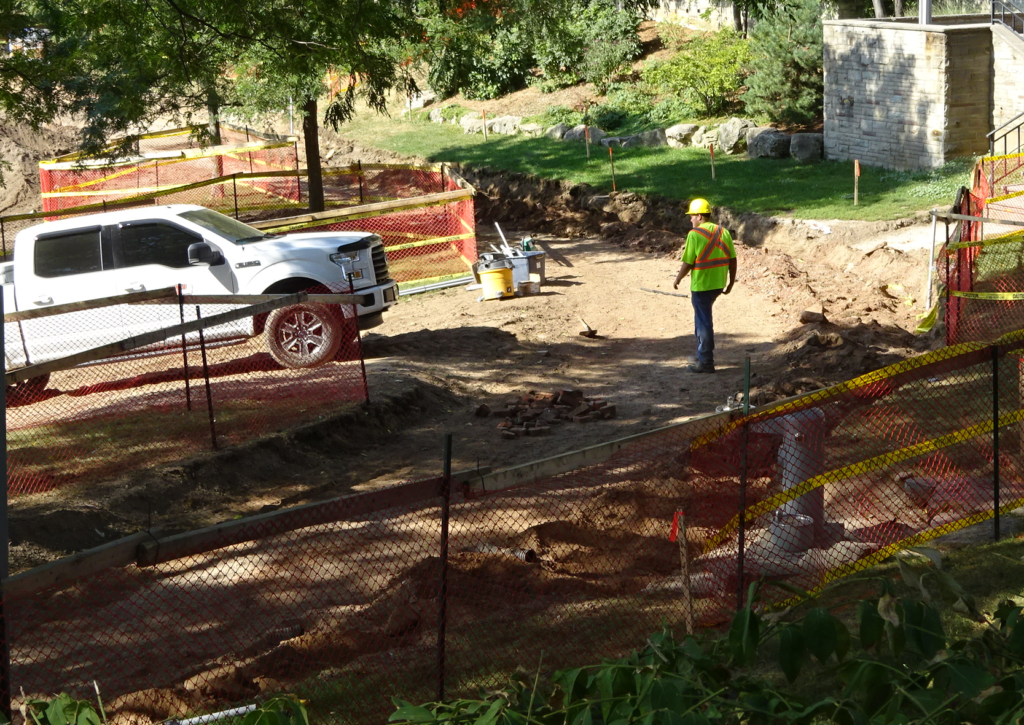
[691,225,731,270]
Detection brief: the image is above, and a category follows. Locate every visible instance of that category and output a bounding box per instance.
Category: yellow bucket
[480,267,514,299]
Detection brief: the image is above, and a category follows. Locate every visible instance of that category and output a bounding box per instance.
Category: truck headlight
[330,252,363,279]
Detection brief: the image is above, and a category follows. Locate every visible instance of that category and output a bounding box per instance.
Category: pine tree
[742,0,824,126]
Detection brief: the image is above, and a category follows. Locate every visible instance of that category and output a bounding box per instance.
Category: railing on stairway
[993,0,1024,37]
[986,108,1024,199]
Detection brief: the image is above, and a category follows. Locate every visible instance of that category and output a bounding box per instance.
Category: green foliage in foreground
[13,692,307,725]
[388,549,1024,725]
[340,115,972,221]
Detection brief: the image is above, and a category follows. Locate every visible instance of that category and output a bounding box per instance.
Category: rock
[692,126,719,148]
[459,111,482,127]
[747,127,791,159]
[545,123,569,139]
[634,128,668,147]
[488,115,522,135]
[666,123,699,148]
[520,123,544,137]
[563,125,607,143]
[716,117,756,154]
[620,136,644,148]
[790,133,824,163]
[799,304,826,324]
[429,107,445,123]
[462,118,486,134]
[601,136,630,148]
[475,404,491,417]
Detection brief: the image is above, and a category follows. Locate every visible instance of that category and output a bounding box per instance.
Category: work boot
[688,362,716,374]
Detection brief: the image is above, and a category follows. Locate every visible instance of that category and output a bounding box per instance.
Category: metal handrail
[987,109,1024,142]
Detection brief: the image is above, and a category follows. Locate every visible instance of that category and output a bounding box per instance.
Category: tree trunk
[871,0,887,17]
[836,0,863,17]
[733,2,743,33]
[894,0,904,16]
[302,97,325,213]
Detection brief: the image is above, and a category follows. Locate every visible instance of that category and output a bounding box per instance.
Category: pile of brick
[475,389,617,440]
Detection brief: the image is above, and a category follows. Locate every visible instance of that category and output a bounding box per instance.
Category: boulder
[520,123,545,137]
[601,136,633,148]
[588,127,608,144]
[717,117,756,155]
[563,125,607,144]
[790,133,824,163]
[666,123,699,148]
[488,115,522,135]
[692,125,719,148]
[429,107,445,124]
[462,118,486,134]
[545,123,570,140]
[634,128,668,147]
[747,127,791,159]
[459,111,482,129]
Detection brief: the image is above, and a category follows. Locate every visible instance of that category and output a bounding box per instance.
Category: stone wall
[993,24,1024,145]
[823,19,991,169]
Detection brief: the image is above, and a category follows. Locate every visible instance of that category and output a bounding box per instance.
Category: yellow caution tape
[985,188,1024,204]
[702,407,1024,554]
[946,230,1024,250]
[980,151,1024,164]
[948,290,1024,300]
[385,233,474,252]
[915,303,938,334]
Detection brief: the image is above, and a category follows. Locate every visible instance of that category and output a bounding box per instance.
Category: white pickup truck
[4,204,399,389]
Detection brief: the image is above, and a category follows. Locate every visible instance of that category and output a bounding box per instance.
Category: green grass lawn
[339,115,973,222]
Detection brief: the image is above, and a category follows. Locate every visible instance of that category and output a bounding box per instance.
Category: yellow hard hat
[687,198,712,215]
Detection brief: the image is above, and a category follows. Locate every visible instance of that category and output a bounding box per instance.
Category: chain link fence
[3,332,1023,723]
[5,288,368,496]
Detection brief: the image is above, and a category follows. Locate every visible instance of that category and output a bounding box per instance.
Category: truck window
[121,223,200,269]
[34,229,102,278]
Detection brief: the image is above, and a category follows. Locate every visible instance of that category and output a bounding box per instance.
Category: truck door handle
[32,296,53,306]
[125,284,145,292]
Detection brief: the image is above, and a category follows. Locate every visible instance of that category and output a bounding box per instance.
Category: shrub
[578,1,644,93]
[426,23,531,100]
[641,28,751,117]
[541,104,585,127]
[648,96,696,126]
[604,82,657,115]
[743,0,824,125]
[589,104,629,131]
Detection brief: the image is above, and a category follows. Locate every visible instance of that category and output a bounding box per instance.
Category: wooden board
[3,287,178,323]
[3,530,160,600]
[137,466,491,567]
[5,292,308,385]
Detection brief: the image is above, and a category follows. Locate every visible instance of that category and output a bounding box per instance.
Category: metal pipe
[737,357,750,611]
[994,344,1001,541]
[926,210,938,309]
[195,306,217,449]
[179,285,192,411]
[437,433,453,702]
[167,704,257,725]
[0,294,12,722]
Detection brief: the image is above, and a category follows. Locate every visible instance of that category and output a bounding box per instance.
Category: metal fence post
[437,433,453,702]
[1,218,6,261]
[232,174,239,219]
[179,286,192,411]
[736,357,750,611]
[358,161,364,205]
[0,294,12,722]
[348,274,370,406]
[195,306,217,449]
[994,344,1001,541]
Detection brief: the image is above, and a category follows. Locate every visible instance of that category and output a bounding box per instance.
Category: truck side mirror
[188,242,224,266]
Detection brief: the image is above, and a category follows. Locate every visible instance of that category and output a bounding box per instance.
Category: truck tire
[7,373,50,404]
[264,303,344,369]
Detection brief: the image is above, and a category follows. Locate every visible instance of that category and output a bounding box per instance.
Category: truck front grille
[371,243,391,284]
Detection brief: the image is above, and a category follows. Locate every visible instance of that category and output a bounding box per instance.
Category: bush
[642,28,751,117]
[604,82,656,115]
[588,104,629,131]
[540,105,585,127]
[743,0,824,125]
[427,24,531,100]
[648,96,696,126]
[534,0,643,93]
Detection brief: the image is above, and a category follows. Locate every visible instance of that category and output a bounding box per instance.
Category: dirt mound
[0,121,80,216]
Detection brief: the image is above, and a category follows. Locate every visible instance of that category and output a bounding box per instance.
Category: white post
[919,0,932,25]
[926,209,938,309]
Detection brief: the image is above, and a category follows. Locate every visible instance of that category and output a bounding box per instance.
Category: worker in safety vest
[672,198,737,374]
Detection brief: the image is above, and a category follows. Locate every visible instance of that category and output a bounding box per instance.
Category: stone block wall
[824,20,991,169]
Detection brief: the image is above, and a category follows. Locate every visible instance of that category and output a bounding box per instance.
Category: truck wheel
[264,303,344,369]
[7,373,50,404]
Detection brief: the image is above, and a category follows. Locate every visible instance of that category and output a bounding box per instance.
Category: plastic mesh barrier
[6,334,1024,724]
[6,293,367,496]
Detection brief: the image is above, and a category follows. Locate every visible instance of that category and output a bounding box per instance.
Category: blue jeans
[691,289,722,366]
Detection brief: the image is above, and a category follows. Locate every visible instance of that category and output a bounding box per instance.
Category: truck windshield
[177,209,275,244]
